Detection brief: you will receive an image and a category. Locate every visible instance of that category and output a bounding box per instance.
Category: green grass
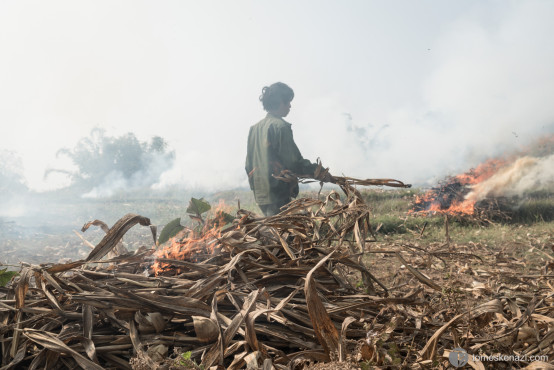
[510,198,554,223]
[2,186,552,267]
[354,188,553,275]
[357,188,554,234]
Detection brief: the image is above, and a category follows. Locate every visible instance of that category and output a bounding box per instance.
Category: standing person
[245,82,332,216]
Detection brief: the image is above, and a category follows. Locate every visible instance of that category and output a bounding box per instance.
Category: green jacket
[245,113,317,205]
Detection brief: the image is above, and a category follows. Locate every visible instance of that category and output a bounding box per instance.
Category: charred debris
[1,178,553,369]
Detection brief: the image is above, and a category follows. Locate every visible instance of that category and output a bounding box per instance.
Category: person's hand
[321,172,336,183]
[313,160,336,183]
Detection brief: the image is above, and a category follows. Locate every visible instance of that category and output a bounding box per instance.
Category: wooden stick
[444,214,451,245]
[419,221,428,238]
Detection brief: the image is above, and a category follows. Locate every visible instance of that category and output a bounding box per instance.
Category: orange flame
[413,134,554,216]
[152,227,221,275]
[152,200,232,275]
[412,158,510,215]
[453,158,508,185]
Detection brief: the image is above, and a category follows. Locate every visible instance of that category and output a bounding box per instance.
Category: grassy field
[1,186,553,270]
[1,186,553,368]
[356,188,554,288]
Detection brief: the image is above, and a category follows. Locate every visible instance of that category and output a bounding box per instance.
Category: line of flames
[412,158,509,215]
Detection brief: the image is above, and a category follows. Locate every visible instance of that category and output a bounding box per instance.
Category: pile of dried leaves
[1,186,553,369]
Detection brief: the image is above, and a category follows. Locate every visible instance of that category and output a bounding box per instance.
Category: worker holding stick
[245,82,411,217]
[245,82,334,216]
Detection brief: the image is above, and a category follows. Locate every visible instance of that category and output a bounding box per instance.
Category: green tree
[46,128,175,194]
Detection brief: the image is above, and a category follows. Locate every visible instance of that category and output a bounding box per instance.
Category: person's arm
[272,123,318,175]
[245,127,255,190]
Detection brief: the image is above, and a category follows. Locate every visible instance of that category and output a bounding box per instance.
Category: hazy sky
[1,0,553,192]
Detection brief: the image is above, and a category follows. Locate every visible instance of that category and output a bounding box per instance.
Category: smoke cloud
[1,2,553,194]
[82,151,173,199]
[290,1,554,188]
[466,154,554,202]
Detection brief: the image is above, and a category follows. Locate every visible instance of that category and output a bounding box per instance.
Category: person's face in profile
[272,100,291,118]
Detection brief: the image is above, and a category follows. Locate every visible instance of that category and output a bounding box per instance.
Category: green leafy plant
[0,268,18,287]
[158,218,185,245]
[187,197,234,229]
[174,351,203,369]
[187,197,211,224]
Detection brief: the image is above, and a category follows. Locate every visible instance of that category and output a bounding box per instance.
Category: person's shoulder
[252,114,289,129]
[249,118,266,132]
[267,115,291,129]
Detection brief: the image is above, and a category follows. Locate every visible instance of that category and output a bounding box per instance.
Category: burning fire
[412,138,554,216]
[412,158,508,215]
[152,227,222,275]
[465,156,538,203]
[152,201,232,275]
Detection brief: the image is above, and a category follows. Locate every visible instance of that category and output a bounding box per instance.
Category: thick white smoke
[3,2,553,194]
[82,151,173,199]
[292,1,554,187]
[466,154,554,202]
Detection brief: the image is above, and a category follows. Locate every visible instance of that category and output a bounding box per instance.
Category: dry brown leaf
[524,361,554,369]
[23,329,105,370]
[15,267,32,309]
[193,315,219,343]
[419,314,463,361]
[305,251,340,357]
[201,290,260,368]
[339,316,356,362]
[396,253,441,291]
[86,213,151,262]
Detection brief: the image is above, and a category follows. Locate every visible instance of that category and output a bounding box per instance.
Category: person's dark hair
[259,82,294,111]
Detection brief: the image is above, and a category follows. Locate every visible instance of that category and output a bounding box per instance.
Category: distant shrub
[46,128,175,197]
